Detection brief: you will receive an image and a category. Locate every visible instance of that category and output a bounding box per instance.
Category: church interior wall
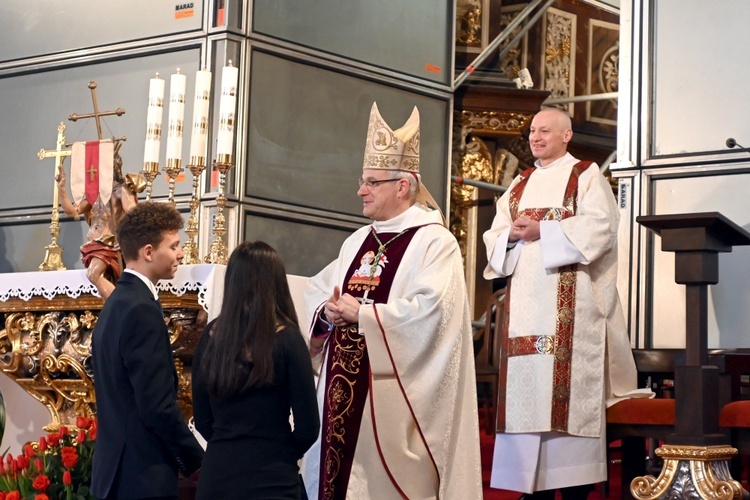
[0,0,456,452]
[614,0,750,349]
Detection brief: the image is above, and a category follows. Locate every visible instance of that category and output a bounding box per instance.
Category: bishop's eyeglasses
[357,177,400,189]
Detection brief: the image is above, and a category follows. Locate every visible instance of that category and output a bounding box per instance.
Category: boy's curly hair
[117,202,184,263]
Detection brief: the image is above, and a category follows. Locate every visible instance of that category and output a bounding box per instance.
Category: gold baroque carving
[631,445,746,500]
[457,5,482,47]
[0,294,206,430]
[544,9,576,115]
[461,110,531,134]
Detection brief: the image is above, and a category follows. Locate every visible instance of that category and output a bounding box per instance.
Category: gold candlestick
[164,158,183,206]
[182,156,207,264]
[142,162,160,200]
[204,156,233,265]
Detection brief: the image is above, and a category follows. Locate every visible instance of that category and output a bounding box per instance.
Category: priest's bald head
[529,107,574,167]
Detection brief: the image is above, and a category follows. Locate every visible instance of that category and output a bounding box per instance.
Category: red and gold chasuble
[318,226,420,500]
[496,161,592,434]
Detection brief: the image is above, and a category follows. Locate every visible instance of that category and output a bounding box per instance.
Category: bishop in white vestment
[301,102,483,499]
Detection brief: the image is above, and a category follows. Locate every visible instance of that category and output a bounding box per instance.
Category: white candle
[166,70,187,164]
[143,74,165,168]
[189,69,212,165]
[217,62,239,160]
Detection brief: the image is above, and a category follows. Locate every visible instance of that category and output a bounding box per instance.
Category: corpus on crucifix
[56,81,146,300]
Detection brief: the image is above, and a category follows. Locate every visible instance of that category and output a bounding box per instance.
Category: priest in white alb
[483,107,651,499]
[300,102,483,499]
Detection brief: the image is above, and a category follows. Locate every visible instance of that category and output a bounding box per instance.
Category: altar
[0,264,311,452]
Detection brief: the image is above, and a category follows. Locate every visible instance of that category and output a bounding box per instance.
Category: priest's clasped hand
[324,285,360,326]
[509,216,540,243]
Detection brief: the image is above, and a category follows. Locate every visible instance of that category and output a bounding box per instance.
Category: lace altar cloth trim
[0,264,226,318]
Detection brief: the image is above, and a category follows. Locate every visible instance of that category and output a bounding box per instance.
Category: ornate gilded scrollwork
[0,293,206,430]
[631,445,746,500]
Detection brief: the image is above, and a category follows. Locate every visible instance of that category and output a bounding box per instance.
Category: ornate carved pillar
[451,85,549,315]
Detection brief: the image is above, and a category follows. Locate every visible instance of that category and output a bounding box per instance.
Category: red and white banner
[71,140,114,206]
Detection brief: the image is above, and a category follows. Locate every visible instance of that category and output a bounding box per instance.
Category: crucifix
[37,122,72,271]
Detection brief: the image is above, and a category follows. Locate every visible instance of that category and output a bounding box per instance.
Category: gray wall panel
[252,1,452,85]
[0,48,202,210]
[244,213,353,277]
[0,1,204,63]
[246,51,450,217]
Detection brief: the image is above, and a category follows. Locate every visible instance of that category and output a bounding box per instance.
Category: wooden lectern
[633,212,750,499]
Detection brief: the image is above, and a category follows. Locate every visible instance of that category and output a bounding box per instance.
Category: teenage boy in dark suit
[92,201,204,500]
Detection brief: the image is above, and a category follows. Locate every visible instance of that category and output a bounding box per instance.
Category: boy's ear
[139,243,154,263]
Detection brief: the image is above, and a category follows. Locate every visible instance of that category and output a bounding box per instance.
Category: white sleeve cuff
[540,220,585,269]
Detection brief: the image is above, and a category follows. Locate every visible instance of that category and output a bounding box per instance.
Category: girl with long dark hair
[192,241,319,498]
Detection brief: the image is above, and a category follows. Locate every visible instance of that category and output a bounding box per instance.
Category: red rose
[46,434,60,447]
[32,474,51,492]
[76,416,92,430]
[63,470,72,486]
[38,437,47,451]
[35,495,49,500]
[0,491,5,500]
[61,447,78,469]
[6,492,19,500]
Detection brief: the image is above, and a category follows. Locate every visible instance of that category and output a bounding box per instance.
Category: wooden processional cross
[36,81,126,271]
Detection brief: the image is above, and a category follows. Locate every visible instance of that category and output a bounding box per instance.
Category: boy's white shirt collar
[123,268,159,300]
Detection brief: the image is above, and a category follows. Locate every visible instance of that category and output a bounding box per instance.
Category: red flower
[62,470,72,486]
[11,459,18,473]
[77,429,86,444]
[35,458,43,472]
[6,492,19,500]
[46,434,60,447]
[61,446,78,469]
[76,416,92,430]
[58,426,68,437]
[35,495,49,500]
[0,461,4,474]
[4,453,12,465]
[38,437,47,452]
[24,444,34,459]
[32,474,50,492]
[0,492,5,500]
[88,425,97,441]
[15,455,28,470]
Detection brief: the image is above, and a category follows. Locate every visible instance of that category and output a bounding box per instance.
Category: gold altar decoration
[630,444,746,500]
[164,159,184,206]
[37,122,72,272]
[0,293,206,431]
[182,157,207,265]
[204,159,233,265]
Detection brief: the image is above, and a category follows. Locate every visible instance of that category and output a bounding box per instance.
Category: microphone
[726,137,747,149]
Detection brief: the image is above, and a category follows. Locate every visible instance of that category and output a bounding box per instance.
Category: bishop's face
[357,169,407,221]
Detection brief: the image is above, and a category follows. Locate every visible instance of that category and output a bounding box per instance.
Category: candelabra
[204,155,233,265]
[164,159,183,206]
[182,156,207,264]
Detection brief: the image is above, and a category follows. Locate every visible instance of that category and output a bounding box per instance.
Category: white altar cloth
[0,265,310,329]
